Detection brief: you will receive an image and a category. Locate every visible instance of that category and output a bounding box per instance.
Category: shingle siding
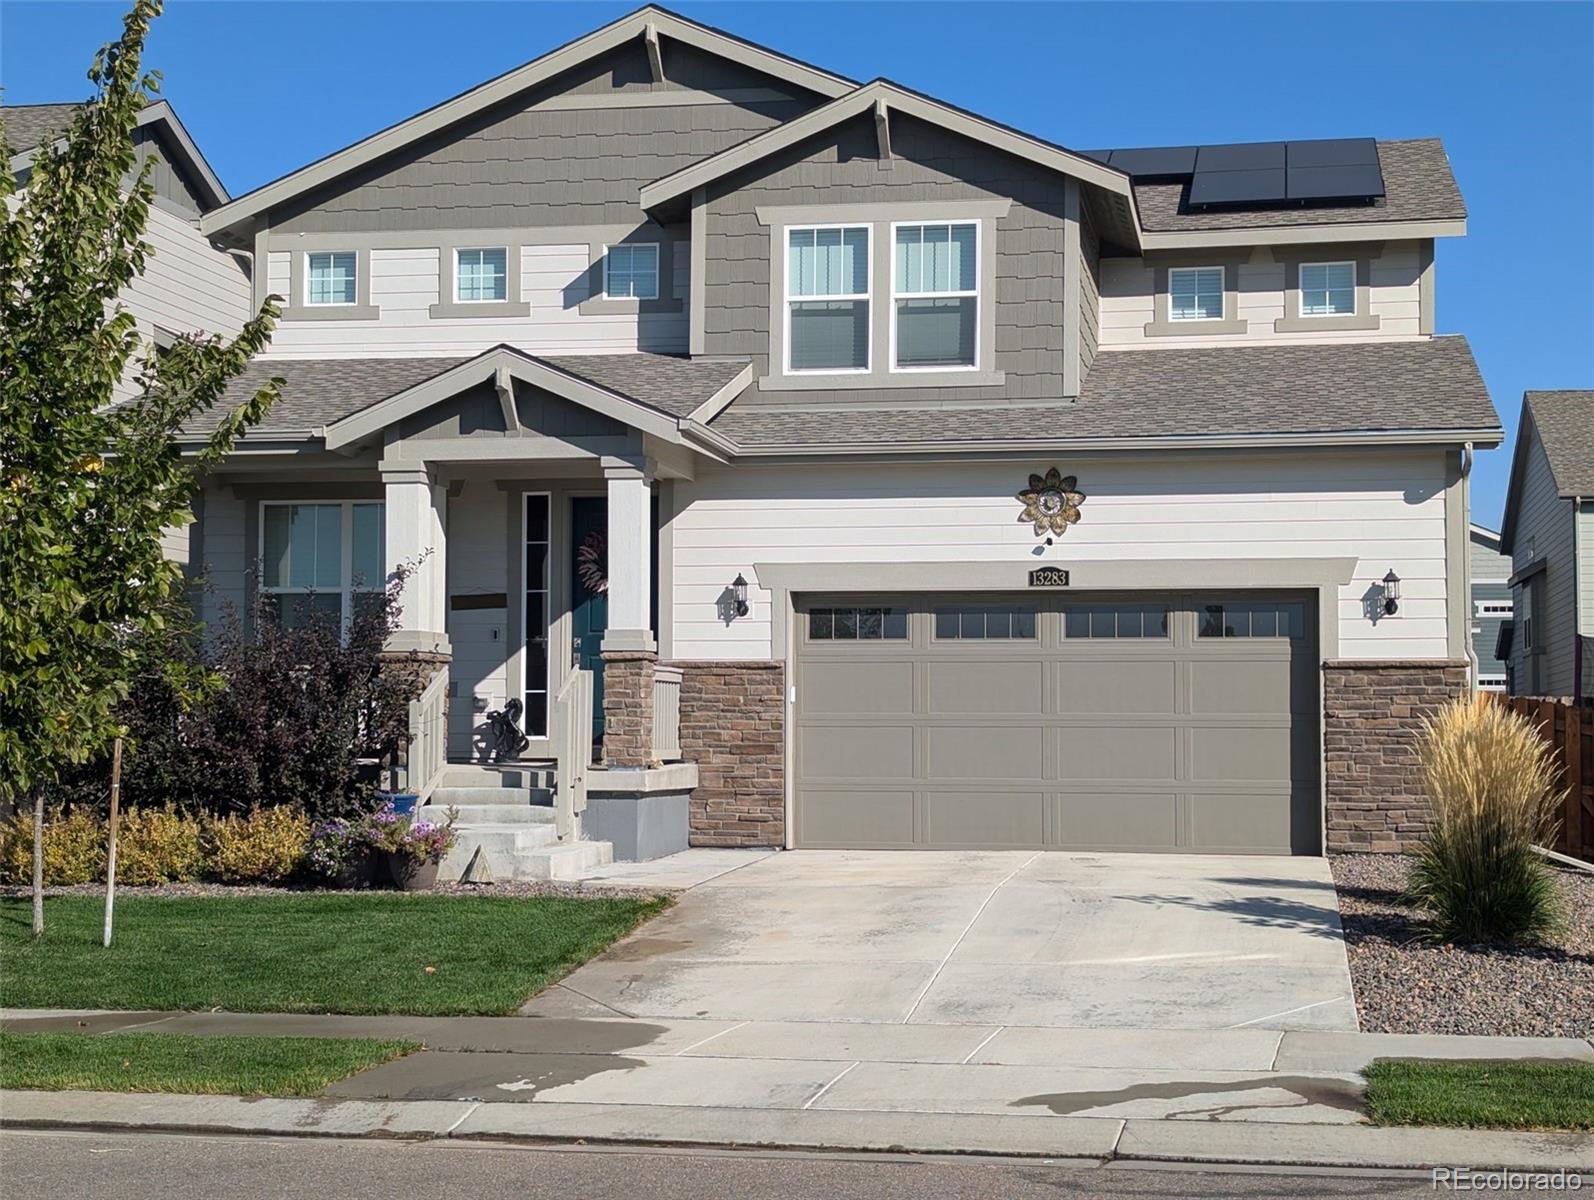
[1079,205,1100,380]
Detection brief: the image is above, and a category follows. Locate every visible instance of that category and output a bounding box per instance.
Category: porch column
[601,461,656,766]
[381,464,450,658]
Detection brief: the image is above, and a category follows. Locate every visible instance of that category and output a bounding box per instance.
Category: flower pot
[387,853,441,891]
[328,848,379,890]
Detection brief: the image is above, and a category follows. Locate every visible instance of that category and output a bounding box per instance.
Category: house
[1470,525,1511,692]
[143,6,1498,866]
[1498,390,1594,702]
[4,99,253,560]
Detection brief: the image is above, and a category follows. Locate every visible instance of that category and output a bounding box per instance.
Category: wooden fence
[1496,696,1593,863]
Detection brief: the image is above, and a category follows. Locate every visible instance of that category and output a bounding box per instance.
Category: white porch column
[602,460,654,652]
[381,464,450,655]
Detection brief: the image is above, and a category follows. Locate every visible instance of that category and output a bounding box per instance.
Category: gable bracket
[494,364,521,434]
[874,98,894,166]
[644,21,667,85]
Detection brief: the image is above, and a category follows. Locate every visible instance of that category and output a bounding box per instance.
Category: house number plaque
[1028,567,1071,588]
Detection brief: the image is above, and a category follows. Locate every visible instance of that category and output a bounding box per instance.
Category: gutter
[1461,441,1481,694]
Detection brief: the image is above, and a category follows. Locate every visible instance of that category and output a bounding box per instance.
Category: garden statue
[485,698,530,761]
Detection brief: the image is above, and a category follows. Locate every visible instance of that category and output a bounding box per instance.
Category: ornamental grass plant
[1407,696,1566,945]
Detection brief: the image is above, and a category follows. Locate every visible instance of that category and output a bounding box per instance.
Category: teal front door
[570,496,607,744]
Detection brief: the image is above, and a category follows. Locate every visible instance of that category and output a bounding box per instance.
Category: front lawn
[1,893,667,1016]
[1364,1058,1594,1131]
[0,1031,417,1097]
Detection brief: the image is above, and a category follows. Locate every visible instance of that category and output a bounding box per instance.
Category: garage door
[794,593,1319,854]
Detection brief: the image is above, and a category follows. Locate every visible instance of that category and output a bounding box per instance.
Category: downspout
[1461,442,1480,695]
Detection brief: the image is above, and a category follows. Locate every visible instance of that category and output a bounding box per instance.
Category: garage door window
[934,605,1037,640]
[1200,601,1305,639]
[808,606,908,641]
[1064,604,1169,639]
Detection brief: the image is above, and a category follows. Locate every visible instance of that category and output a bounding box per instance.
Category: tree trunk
[31,788,44,937]
[103,738,123,948]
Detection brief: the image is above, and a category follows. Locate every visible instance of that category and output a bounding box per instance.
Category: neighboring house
[155,6,1497,865]
[1499,390,1594,702]
[4,99,254,559]
[1470,524,1511,691]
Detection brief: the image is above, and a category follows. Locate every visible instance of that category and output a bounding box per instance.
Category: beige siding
[669,449,1452,661]
[1509,424,1578,695]
[1579,501,1594,636]
[1098,241,1424,349]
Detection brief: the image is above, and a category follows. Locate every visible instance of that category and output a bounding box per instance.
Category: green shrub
[203,809,311,883]
[0,808,106,885]
[1407,696,1565,944]
[117,808,204,885]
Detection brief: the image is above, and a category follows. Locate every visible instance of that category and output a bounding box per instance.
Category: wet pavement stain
[1013,1075,1364,1120]
[599,936,693,962]
[327,1050,653,1103]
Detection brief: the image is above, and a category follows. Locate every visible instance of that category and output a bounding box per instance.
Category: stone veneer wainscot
[669,660,786,847]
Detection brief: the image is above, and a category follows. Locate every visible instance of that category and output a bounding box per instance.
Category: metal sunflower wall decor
[1016,468,1086,537]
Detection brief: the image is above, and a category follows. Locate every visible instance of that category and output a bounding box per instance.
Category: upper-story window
[306,252,357,306]
[1300,261,1355,316]
[456,248,508,303]
[604,244,659,300]
[1169,266,1224,321]
[786,225,870,373]
[893,222,978,370]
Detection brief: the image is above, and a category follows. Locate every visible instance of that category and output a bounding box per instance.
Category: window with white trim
[786,225,869,372]
[604,244,659,300]
[455,248,507,303]
[260,502,385,631]
[1300,261,1355,316]
[1169,266,1224,321]
[306,252,357,306]
[892,222,978,369]
[1475,599,1514,617]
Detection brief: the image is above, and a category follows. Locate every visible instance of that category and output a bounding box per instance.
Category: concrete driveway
[534,850,1358,1031]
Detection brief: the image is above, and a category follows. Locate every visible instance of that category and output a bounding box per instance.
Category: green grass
[0,1031,417,1097]
[1365,1059,1594,1131]
[1,893,668,1016]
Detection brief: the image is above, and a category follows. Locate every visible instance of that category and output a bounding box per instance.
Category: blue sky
[3,1,1590,521]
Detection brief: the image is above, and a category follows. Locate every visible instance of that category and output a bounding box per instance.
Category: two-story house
[1499,390,1594,702]
[163,6,1497,870]
[1469,525,1512,692]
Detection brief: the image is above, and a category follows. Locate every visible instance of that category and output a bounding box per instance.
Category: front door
[570,496,608,744]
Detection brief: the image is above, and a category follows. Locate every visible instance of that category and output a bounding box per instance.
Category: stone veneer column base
[1322,659,1469,853]
[600,650,657,768]
[667,660,786,848]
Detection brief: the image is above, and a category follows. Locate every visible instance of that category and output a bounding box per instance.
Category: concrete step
[438,764,556,790]
[437,824,612,884]
[428,786,554,808]
[511,839,614,882]
[429,804,555,827]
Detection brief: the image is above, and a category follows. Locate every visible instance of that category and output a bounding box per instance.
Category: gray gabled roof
[1523,390,1594,496]
[536,354,749,419]
[1,102,82,152]
[708,337,1499,453]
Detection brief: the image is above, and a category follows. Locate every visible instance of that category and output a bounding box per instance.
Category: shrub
[203,808,311,883]
[1407,696,1566,944]
[116,807,204,885]
[0,808,105,885]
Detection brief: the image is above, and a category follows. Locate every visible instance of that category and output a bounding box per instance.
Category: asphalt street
[1,1129,1447,1199]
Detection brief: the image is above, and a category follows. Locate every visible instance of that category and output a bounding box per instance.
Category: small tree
[0,0,283,934]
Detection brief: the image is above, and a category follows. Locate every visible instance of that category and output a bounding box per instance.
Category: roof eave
[1138,218,1465,250]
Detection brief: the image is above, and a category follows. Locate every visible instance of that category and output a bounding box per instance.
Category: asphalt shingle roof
[1525,390,1594,496]
[710,337,1498,449]
[1132,140,1465,232]
[537,354,746,418]
[2,103,83,153]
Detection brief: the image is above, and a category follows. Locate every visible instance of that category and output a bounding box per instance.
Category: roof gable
[1501,391,1594,553]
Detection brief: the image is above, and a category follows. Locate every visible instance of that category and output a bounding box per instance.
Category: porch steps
[426,760,612,883]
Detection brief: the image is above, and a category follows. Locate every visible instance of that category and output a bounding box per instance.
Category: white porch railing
[405,665,449,803]
[552,665,594,842]
[652,664,683,762]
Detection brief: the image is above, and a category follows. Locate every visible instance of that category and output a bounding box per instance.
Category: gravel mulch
[1331,853,1594,1038]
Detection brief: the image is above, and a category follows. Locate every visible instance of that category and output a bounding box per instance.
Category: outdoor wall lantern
[732,573,750,618]
[1382,569,1401,615]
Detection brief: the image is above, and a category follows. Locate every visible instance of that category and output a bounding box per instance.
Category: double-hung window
[605,244,659,300]
[456,248,508,303]
[893,222,978,369]
[260,502,385,632]
[306,252,357,306]
[785,225,870,372]
[1300,261,1356,316]
[1169,266,1224,321]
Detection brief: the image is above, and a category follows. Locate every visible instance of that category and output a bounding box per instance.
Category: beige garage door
[794,593,1320,854]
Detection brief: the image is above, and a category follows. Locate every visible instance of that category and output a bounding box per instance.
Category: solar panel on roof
[1194,142,1286,172]
[1187,167,1287,206]
[1107,146,1198,177]
[1285,138,1379,169]
[1286,162,1386,202]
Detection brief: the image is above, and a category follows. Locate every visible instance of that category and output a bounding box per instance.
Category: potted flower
[384,806,459,891]
[307,816,380,888]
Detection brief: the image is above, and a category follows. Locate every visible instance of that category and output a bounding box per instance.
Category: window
[456,248,508,303]
[893,222,977,369]
[1519,582,1535,653]
[934,605,1036,640]
[1476,600,1514,617]
[808,606,907,641]
[1199,601,1305,639]
[604,244,659,301]
[523,494,550,738]
[786,226,870,372]
[306,252,357,306]
[1169,266,1224,321]
[1300,262,1355,316]
[260,502,384,630]
[1064,604,1170,639]
[1476,674,1507,693]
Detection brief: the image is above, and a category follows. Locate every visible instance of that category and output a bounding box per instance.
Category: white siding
[262,242,689,359]
[1098,241,1424,350]
[444,481,510,759]
[669,450,1452,661]
[1508,427,1579,696]
[1579,501,1594,637]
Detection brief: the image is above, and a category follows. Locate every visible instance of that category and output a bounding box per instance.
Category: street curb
[3,1092,1590,1172]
